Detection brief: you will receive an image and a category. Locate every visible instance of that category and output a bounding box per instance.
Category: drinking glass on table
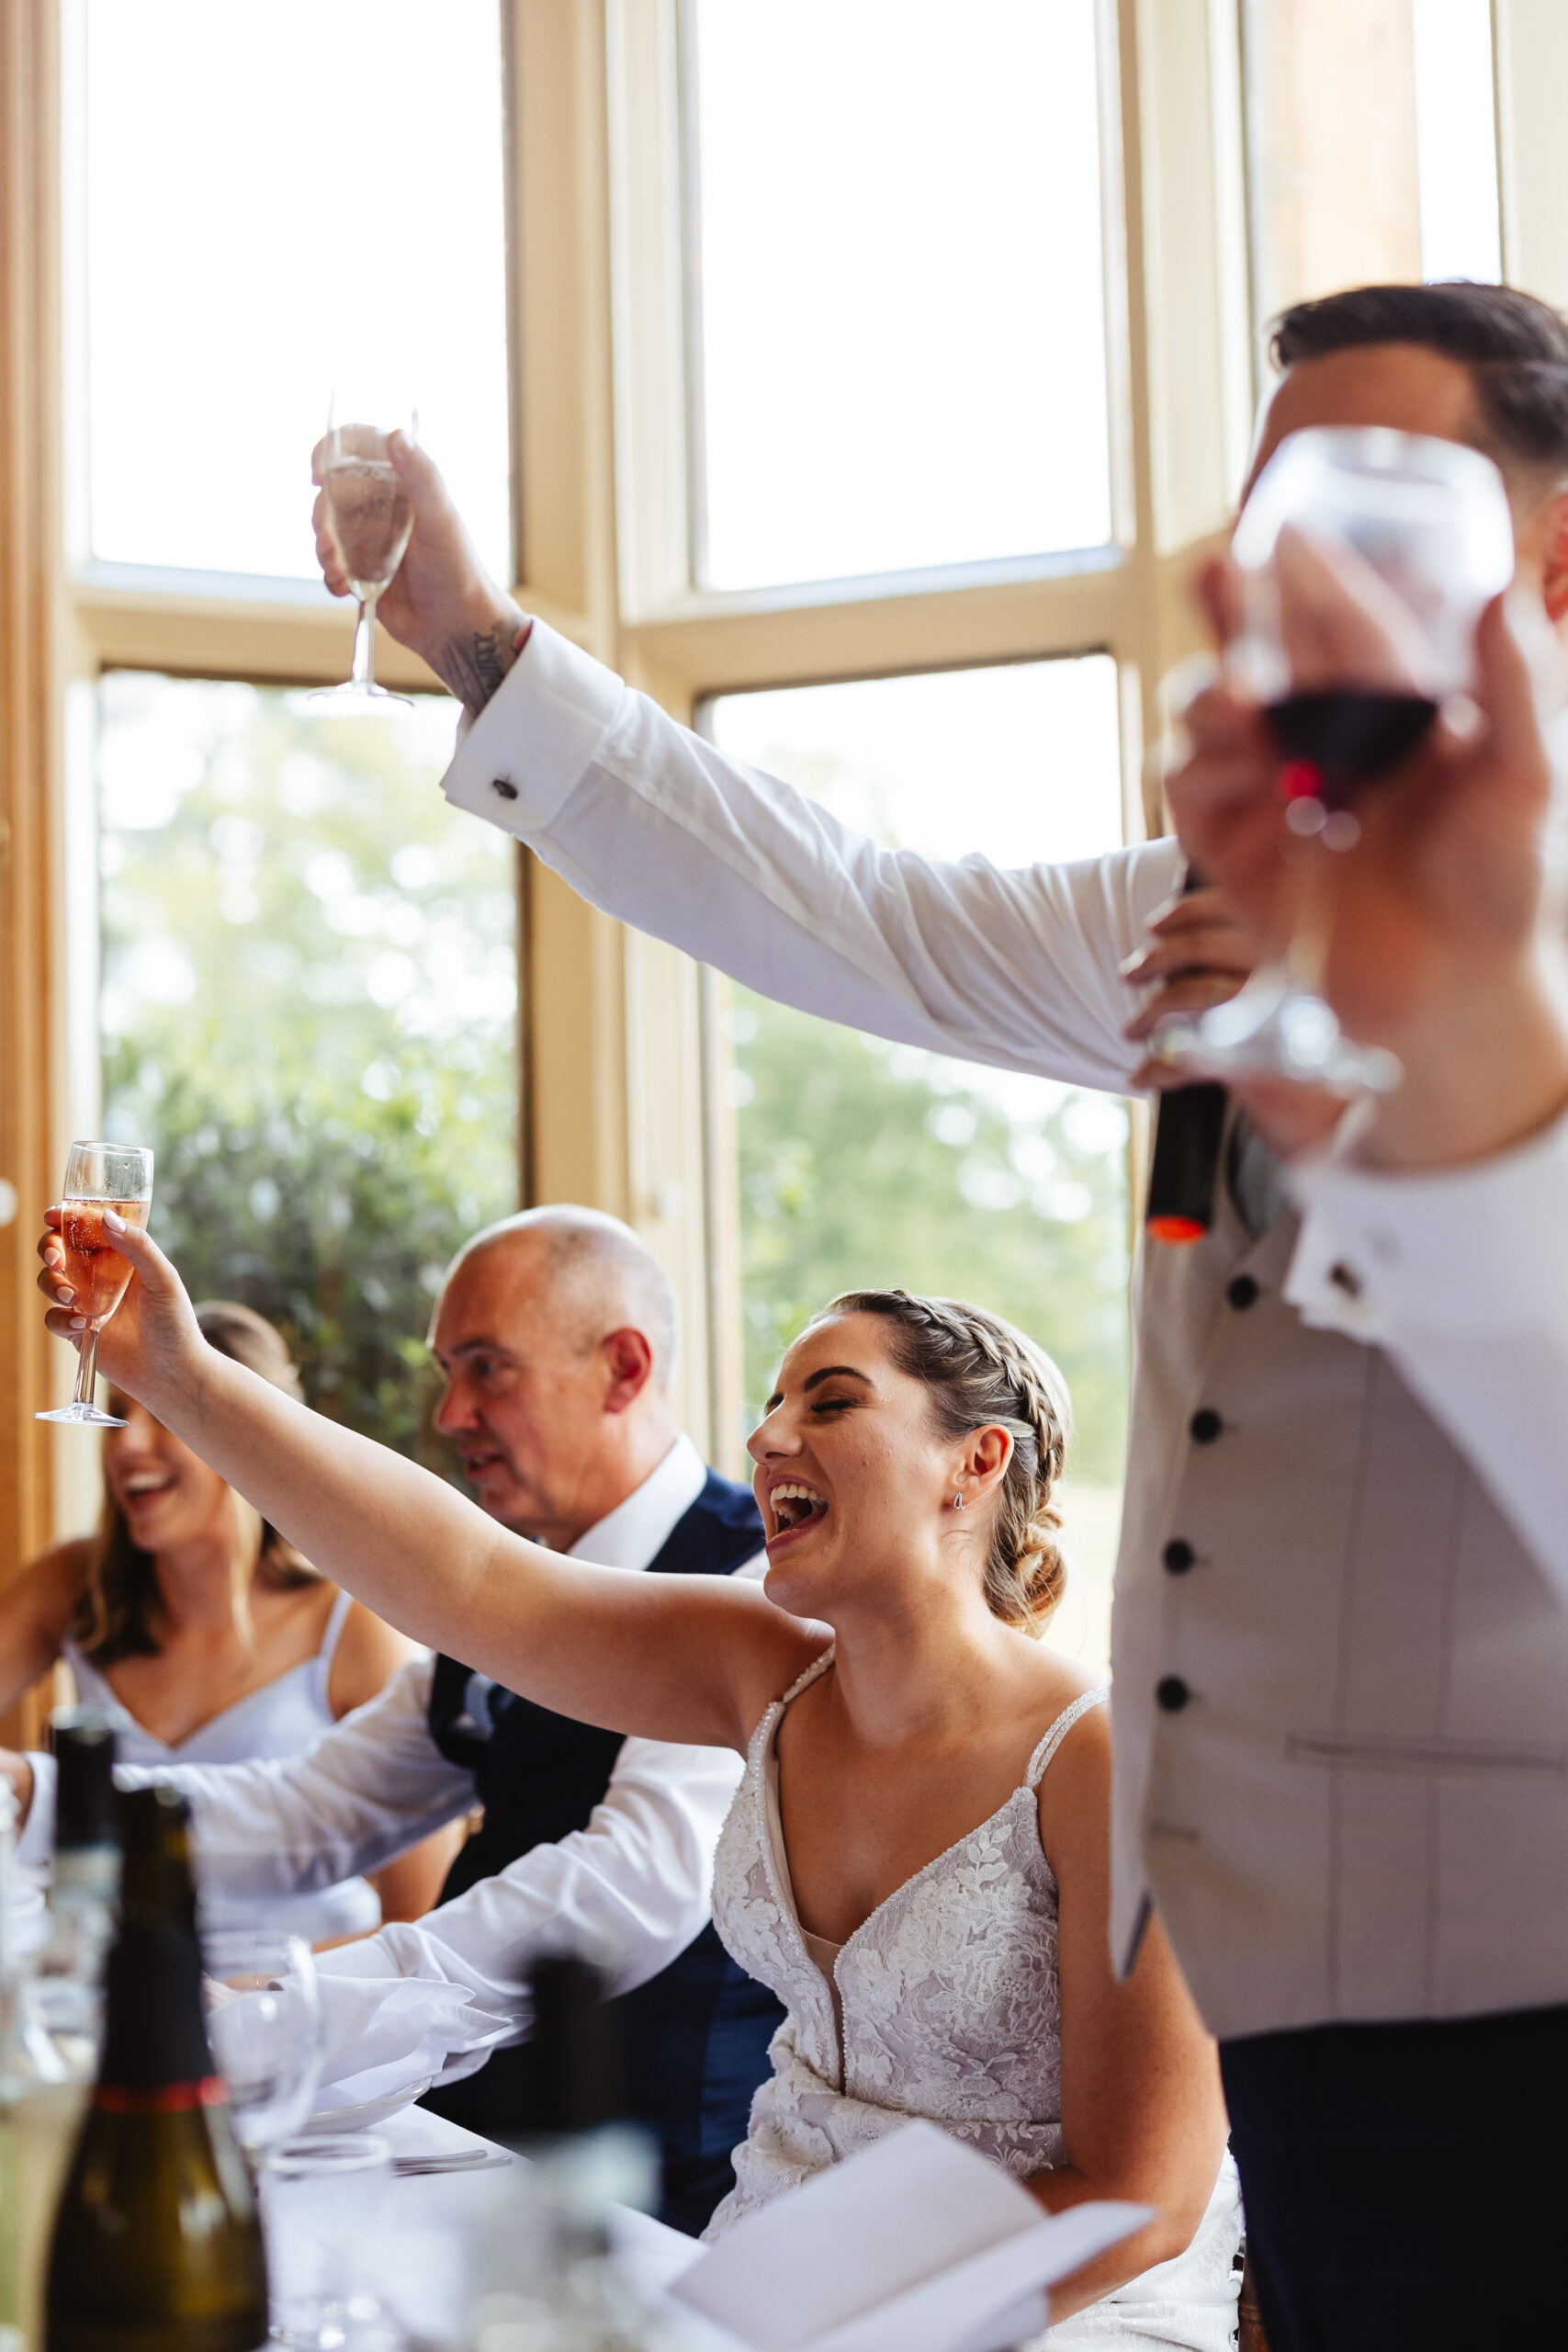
[1155,425,1516,1094]
[263,2133,392,2349]
[36,1141,154,1427]
[310,377,418,709]
[204,1929,325,2169]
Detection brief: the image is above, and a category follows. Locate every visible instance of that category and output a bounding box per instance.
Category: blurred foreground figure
[324,282,1568,2346]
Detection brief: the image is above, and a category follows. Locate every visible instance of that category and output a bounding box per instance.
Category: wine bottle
[38,1711,121,2071]
[514,1957,658,2350]
[44,1787,267,2352]
[0,1717,122,2352]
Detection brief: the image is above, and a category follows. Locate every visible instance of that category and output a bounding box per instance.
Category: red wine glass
[1156,425,1514,1094]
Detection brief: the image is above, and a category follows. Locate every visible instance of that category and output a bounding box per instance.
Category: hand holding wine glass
[37,1198,205,1417]
[36,1143,154,1427]
[1156,426,1517,1095]
[1168,567,1568,1169]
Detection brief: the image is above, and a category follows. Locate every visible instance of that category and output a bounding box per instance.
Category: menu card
[668,2121,1148,2352]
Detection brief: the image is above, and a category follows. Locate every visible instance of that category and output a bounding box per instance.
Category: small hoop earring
[953,1491,966,1510]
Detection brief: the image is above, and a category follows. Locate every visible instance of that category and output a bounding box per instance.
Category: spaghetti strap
[317,1586,355,1672]
[747,1645,835,1759]
[779,1645,835,1710]
[1025,1684,1110,1790]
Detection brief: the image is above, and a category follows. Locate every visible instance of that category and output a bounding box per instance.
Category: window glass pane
[98,676,517,1469]
[1244,0,1499,324]
[1412,0,1502,285]
[687,0,1111,591]
[83,1,510,583]
[708,660,1127,1673]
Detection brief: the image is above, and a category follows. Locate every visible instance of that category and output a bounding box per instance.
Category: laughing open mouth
[770,1482,829,1534]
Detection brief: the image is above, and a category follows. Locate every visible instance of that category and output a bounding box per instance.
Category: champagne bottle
[44,1787,267,2352]
[0,1717,122,2352]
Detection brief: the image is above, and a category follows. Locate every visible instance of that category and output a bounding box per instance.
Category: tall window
[685,0,1111,587]
[61,1,516,1482]
[708,662,1131,1664]
[97,679,516,1467]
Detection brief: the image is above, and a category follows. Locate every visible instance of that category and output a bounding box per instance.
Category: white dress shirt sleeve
[111,1657,477,1893]
[315,1730,746,2064]
[442,622,1183,1094]
[1285,1104,1568,1605]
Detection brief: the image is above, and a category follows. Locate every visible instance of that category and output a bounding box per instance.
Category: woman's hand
[37,1209,208,1412]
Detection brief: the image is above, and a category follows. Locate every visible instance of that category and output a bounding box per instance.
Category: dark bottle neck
[96,1788,216,2098]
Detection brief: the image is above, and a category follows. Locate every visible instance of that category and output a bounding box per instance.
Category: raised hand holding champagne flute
[310,370,419,708]
[37,1142,153,1428]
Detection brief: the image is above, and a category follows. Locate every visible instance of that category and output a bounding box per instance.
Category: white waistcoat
[1111,1134,1568,2041]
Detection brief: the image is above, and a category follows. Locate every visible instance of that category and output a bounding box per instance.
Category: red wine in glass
[1266,691,1439,807]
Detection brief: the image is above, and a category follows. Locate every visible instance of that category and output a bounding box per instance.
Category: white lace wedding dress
[707,1652,1242,2348]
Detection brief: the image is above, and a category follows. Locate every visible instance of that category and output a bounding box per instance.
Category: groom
[329,281,1568,2344]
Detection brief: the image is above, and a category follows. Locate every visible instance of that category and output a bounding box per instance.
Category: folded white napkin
[671,2122,1149,2352]
[310,1973,513,2114]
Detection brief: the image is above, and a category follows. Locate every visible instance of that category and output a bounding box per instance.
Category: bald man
[13,1206,784,2235]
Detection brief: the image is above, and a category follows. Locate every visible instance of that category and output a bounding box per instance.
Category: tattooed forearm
[433,607,529,716]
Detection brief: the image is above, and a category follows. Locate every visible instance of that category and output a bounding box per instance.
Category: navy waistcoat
[421,1469,784,2235]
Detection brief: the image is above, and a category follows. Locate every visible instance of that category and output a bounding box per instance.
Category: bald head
[429,1205,682,1546]
[449,1205,679,1389]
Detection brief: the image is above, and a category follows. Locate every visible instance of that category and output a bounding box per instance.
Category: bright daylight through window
[685,0,1111,589]
[80,0,510,583]
[96,681,518,1470]
[708,661,1130,1668]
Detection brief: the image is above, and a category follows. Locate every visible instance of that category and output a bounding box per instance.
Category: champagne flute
[1156,426,1515,1093]
[37,1142,154,1428]
[310,377,418,709]
[203,1930,325,2171]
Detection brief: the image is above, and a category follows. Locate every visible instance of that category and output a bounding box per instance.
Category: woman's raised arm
[37,1215,818,1752]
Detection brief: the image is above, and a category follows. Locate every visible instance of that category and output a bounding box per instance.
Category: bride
[39,1217,1239,2342]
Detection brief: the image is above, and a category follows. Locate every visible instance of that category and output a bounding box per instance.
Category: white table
[289,2102,723,2348]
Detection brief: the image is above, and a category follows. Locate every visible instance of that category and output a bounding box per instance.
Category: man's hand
[311,433,531,718]
[1121,882,1259,1089]
[0,1748,34,1826]
[1169,559,1568,1169]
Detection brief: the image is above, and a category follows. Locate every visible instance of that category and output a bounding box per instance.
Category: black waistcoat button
[1163,1539,1195,1575]
[1225,1273,1259,1310]
[1189,1408,1223,1444]
[1156,1676,1190,1713]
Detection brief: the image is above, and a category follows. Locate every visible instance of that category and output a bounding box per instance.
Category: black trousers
[1222,2004,1568,2351]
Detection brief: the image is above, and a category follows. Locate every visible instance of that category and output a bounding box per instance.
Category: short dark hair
[1270,281,1568,480]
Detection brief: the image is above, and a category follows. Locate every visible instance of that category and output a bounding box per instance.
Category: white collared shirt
[23,1435,762,2048]
[443,619,1568,1611]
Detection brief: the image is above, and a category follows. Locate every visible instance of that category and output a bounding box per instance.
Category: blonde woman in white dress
[37,1216,1240,2342]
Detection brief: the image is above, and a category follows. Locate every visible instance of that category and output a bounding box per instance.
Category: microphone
[1145,1080,1227,1244]
[1142,868,1228,1246]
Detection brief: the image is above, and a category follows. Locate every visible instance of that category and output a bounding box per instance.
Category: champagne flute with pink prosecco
[38,1141,154,1428]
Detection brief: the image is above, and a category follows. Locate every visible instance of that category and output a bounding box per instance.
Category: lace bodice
[707,1652,1242,2348]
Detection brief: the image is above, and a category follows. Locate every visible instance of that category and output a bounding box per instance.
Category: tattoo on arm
[434,608,528,716]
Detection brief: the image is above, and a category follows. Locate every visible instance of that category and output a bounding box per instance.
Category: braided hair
[820,1289,1073,1636]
